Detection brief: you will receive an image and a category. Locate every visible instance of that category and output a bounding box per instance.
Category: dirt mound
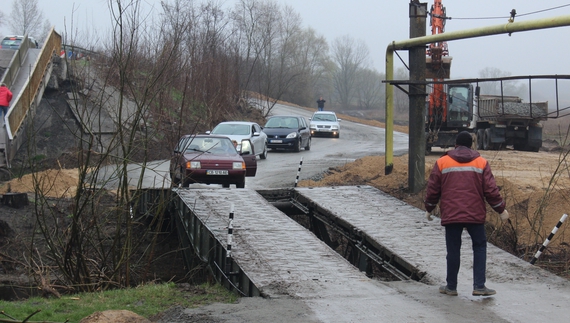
[0,168,79,198]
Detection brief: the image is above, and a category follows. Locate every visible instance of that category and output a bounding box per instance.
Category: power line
[429,3,570,21]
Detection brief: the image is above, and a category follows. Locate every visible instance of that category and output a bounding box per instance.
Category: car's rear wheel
[305,137,311,150]
[236,181,245,188]
[260,143,268,159]
[222,183,230,188]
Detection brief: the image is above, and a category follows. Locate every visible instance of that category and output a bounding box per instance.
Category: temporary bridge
[137,185,570,322]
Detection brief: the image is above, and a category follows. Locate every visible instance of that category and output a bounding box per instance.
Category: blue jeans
[1,106,7,125]
[318,107,323,111]
[444,223,487,290]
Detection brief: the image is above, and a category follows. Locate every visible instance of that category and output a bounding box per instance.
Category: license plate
[271,139,282,143]
[206,170,228,175]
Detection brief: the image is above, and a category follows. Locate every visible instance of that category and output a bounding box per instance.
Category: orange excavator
[425,0,475,153]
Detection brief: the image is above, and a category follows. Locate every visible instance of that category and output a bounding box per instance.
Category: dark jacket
[0,86,13,107]
[317,99,326,108]
[424,146,505,225]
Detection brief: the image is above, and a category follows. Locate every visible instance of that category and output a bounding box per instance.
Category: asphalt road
[247,103,409,189]
[92,102,409,190]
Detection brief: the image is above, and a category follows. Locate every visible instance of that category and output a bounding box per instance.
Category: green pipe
[384,15,570,175]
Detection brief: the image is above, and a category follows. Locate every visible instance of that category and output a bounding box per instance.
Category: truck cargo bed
[477,96,547,120]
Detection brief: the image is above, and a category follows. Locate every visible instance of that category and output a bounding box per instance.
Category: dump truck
[423,0,548,153]
[474,94,548,152]
[425,86,548,153]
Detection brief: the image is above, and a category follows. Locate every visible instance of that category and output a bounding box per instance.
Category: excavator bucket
[425,56,452,79]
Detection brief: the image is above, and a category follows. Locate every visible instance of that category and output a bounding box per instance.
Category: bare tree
[331,35,369,109]
[355,68,384,110]
[393,67,410,118]
[9,0,51,38]
[230,0,316,116]
[478,67,526,98]
[282,27,330,107]
[26,0,200,291]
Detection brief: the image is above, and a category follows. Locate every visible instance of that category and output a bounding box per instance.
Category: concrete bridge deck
[173,185,570,322]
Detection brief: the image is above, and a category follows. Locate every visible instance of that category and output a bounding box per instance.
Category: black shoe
[472,286,496,296]
[439,285,458,296]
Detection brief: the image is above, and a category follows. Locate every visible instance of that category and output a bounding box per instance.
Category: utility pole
[408,1,428,193]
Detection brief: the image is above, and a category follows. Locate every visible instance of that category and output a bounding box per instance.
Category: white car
[209,121,268,159]
[309,111,341,138]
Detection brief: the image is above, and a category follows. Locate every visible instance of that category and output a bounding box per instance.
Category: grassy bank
[0,282,237,322]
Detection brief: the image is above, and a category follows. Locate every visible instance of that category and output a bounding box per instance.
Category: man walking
[0,83,13,126]
[316,96,326,111]
[424,131,509,297]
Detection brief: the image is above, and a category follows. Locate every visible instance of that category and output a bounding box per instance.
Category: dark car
[170,134,257,188]
[263,115,311,152]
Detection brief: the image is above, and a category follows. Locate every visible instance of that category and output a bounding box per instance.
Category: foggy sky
[2,0,569,98]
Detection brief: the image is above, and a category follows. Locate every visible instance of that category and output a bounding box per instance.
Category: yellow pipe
[384,45,394,175]
[384,15,570,174]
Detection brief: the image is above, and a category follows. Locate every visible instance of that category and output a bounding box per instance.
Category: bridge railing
[2,28,62,167]
[1,34,33,88]
[6,27,62,138]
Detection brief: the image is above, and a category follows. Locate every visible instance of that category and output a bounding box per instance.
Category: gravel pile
[479,98,547,118]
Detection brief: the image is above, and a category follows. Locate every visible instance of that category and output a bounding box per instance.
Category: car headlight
[233,162,245,170]
[187,161,201,169]
[286,132,298,139]
[331,125,339,130]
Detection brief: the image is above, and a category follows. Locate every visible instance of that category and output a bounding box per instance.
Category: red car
[170,135,257,188]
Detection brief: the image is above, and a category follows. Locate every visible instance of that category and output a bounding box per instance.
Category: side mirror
[205,130,211,135]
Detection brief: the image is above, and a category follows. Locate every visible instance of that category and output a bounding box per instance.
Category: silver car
[209,121,268,159]
[309,111,341,138]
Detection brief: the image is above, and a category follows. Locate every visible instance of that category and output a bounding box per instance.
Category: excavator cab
[447,85,472,125]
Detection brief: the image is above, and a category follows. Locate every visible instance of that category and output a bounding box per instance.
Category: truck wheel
[483,128,492,150]
[476,129,485,150]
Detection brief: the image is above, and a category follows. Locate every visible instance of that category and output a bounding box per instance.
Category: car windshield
[212,123,250,136]
[265,117,298,128]
[183,137,236,154]
[312,114,336,122]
